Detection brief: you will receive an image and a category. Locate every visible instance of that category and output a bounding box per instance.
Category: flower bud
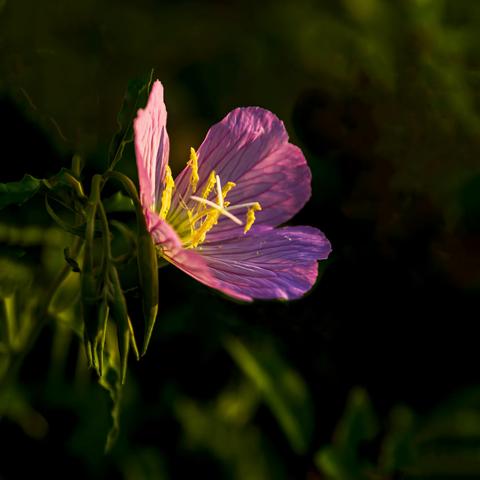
[108,266,139,384]
[137,230,159,356]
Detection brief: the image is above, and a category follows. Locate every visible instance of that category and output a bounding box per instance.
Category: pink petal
[134,80,170,211]
[147,210,220,293]
[169,108,311,241]
[194,226,331,301]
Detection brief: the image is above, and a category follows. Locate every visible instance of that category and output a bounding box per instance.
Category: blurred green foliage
[1,0,480,478]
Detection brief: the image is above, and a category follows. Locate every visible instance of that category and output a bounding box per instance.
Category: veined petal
[169,108,311,240]
[194,226,331,301]
[134,80,170,211]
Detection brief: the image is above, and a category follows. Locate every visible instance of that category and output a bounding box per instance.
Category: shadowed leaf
[0,175,42,210]
[108,69,154,170]
[225,336,313,454]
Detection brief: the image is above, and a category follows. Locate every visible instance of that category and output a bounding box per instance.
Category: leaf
[0,257,32,298]
[108,69,154,170]
[0,386,48,439]
[334,387,379,451]
[175,390,282,480]
[379,405,416,473]
[225,336,313,454]
[0,175,42,210]
[315,387,379,480]
[396,386,480,477]
[98,345,123,452]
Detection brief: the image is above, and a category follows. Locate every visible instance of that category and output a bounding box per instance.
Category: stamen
[221,181,236,198]
[202,170,217,200]
[159,165,175,219]
[188,147,199,193]
[216,174,223,207]
[190,196,243,225]
[187,209,195,236]
[244,203,262,234]
[226,202,262,211]
[189,210,220,248]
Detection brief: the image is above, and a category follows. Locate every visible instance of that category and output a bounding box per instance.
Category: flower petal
[134,80,170,211]
[194,226,331,301]
[147,210,220,292]
[169,108,311,240]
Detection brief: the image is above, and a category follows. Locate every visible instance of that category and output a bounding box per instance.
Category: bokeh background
[1,0,480,478]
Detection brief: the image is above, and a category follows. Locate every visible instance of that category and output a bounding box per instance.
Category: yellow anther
[244,203,262,234]
[188,147,199,193]
[221,181,236,199]
[201,170,217,200]
[187,209,195,236]
[159,165,175,219]
[190,210,220,248]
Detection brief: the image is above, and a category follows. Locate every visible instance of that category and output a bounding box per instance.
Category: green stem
[102,171,146,230]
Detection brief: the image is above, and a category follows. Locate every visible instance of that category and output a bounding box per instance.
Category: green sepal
[102,171,159,356]
[80,270,101,369]
[137,230,159,356]
[108,266,134,384]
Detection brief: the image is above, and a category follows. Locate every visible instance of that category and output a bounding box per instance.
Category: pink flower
[134,80,331,301]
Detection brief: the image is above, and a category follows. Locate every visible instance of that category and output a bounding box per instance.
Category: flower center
[159,148,261,249]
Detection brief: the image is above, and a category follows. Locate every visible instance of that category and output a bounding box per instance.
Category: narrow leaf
[108,69,154,169]
[225,336,313,454]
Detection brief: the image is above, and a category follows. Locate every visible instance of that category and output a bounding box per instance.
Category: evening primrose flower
[134,80,331,301]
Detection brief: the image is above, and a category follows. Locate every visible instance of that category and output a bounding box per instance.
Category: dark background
[1,0,480,478]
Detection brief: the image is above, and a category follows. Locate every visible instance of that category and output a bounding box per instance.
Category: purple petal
[194,226,332,301]
[169,108,311,240]
[134,80,170,211]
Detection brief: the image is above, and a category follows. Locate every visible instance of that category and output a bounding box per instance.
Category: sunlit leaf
[225,336,313,454]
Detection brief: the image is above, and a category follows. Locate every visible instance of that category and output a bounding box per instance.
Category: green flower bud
[137,230,159,356]
[108,266,139,384]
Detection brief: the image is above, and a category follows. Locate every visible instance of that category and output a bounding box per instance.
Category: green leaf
[108,69,154,170]
[315,387,379,480]
[0,257,32,298]
[0,386,48,439]
[0,175,42,210]
[98,345,123,452]
[335,387,379,451]
[225,336,313,454]
[175,387,283,480]
[379,405,416,473]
